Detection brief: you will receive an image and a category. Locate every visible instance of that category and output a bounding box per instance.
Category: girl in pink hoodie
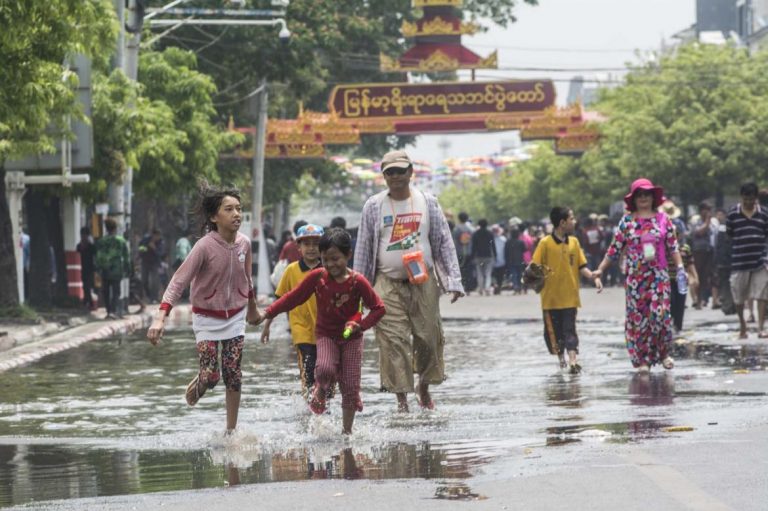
[147,184,261,433]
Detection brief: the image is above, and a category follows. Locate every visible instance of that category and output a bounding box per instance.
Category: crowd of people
[138,147,768,437]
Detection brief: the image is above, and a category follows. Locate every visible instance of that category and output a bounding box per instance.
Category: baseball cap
[295,223,324,241]
[381,150,412,172]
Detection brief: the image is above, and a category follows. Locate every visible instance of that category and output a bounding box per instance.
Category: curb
[0,313,151,374]
[0,304,195,374]
[0,321,65,351]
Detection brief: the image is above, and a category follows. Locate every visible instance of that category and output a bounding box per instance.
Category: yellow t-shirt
[275,260,319,345]
[531,234,587,310]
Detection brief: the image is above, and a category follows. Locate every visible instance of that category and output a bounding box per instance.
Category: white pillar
[62,196,84,301]
[62,196,82,251]
[5,171,26,303]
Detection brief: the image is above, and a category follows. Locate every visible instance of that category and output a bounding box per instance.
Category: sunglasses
[383,166,410,176]
[634,190,654,197]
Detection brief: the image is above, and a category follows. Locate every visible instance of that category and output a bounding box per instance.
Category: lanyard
[387,193,414,218]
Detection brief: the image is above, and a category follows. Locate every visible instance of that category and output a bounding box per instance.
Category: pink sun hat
[624,178,664,211]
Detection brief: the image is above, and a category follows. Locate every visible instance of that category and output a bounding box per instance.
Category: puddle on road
[543,419,674,446]
[671,337,768,370]
[0,319,767,507]
[0,441,485,506]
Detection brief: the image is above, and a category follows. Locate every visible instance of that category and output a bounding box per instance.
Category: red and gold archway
[227,0,601,160]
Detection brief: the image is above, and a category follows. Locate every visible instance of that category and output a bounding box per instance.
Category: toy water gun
[343,300,363,339]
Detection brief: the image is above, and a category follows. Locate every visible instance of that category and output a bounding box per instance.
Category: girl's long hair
[193,179,242,235]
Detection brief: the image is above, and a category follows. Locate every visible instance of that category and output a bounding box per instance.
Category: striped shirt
[726,204,768,272]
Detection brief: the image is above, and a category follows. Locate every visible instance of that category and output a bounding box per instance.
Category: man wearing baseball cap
[354,149,464,412]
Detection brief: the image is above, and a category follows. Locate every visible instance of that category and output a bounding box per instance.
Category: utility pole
[123,0,142,238]
[251,79,272,296]
[107,0,143,314]
[108,0,142,239]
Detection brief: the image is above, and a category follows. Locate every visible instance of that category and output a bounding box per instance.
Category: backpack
[96,236,127,280]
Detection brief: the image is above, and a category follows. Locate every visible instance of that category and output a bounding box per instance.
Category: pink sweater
[160,230,253,318]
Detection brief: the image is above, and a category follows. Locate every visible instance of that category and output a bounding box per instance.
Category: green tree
[589,44,768,205]
[0,0,117,309]
[148,0,537,210]
[133,48,242,198]
[442,44,768,223]
[440,144,611,223]
[85,68,180,203]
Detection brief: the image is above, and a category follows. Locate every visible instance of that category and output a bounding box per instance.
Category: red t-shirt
[279,240,301,263]
[265,268,385,339]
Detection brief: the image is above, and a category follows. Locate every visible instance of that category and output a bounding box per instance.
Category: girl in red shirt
[259,228,385,434]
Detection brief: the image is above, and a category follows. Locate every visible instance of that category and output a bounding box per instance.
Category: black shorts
[542,308,579,355]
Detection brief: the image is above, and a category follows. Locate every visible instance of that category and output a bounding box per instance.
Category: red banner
[329,80,556,120]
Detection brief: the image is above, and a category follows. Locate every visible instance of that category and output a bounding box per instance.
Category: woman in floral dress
[596,178,685,373]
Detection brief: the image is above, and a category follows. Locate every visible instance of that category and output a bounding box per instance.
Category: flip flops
[185,375,206,406]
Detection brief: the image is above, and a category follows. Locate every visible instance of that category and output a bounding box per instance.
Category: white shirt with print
[376,189,434,280]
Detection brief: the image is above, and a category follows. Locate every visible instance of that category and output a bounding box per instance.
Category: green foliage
[85,48,242,203]
[591,44,768,203]
[442,44,768,222]
[0,304,39,322]
[440,144,621,222]
[464,0,538,26]
[147,0,535,207]
[0,0,117,309]
[0,0,117,160]
[133,48,242,198]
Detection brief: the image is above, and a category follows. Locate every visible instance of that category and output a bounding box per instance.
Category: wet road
[1,310,767,509]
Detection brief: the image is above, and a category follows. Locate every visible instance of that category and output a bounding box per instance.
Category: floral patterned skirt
[624,268,672,368]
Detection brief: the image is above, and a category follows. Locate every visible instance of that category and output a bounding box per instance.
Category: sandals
[662,357,675,370]
[185,375,206,406]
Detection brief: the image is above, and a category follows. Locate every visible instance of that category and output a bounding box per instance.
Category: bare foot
[396,393,409,413]
[416,382,434,410]
[739,329,748,339]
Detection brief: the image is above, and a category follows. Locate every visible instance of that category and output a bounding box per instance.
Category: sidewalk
[0,304,192,374]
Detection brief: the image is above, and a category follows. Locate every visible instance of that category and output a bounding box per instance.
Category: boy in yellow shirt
[261,224,323,398]
[531,207,602,373]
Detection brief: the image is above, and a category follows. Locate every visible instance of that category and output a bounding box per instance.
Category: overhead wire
[212,82,267,107]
